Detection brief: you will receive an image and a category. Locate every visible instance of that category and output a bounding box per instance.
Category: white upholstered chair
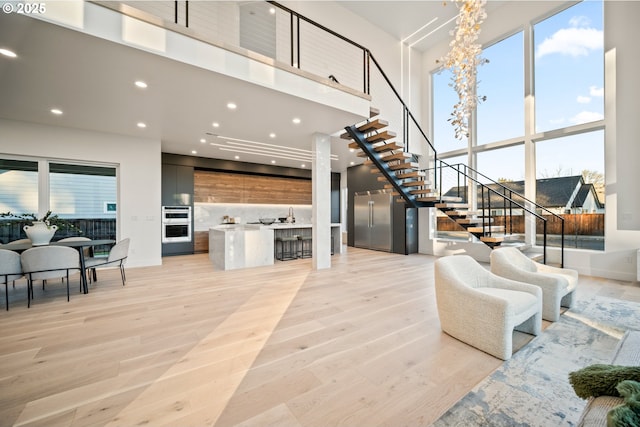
[0,249,23,310]
[84,238,130,286]
[21,246,80,307]
[490,247,578,322]
[434,255,542,360]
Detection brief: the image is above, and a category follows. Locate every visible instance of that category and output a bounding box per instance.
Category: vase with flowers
[0,211,82,245]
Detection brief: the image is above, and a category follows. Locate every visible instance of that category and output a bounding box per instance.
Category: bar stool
[275,236,298,261]
[298,235,312,258]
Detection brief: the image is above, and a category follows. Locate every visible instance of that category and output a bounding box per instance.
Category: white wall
[418,1,640,281]
[281,1,423,153]
[0,119,162,267]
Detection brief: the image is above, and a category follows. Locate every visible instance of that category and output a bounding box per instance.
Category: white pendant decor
[24,221,57,246]
[437,0,489,140]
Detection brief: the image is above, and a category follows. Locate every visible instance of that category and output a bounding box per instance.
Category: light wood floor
[1,247,639,427]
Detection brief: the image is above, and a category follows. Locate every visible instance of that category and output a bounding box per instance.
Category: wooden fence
[438,213,604,236]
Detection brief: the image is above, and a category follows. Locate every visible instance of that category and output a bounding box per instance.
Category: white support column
[523,23,536,247]
[312,132,331,270]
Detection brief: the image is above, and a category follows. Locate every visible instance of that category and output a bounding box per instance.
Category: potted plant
[0,210,82,245]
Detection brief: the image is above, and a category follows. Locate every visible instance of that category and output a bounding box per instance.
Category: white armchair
[490,247,578,322]
[434,255,542,360]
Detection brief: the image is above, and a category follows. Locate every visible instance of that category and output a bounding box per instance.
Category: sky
[433,0,604,183]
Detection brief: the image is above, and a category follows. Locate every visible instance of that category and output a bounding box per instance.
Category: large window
[431,1,604,250]
[535,131,604,250]
[433,68,465,154]
[0,159,38,214]
[0,157,117,243]
[477,32,524,145]
[534,1,604,133]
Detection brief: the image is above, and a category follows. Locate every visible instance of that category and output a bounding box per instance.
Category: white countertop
[212,223,340,231]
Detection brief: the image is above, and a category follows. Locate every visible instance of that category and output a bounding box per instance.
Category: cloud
[536,27,603,58]
[577,96,591,104]
[589,86,604,97]
[570,111,604,124]
[569,15,591,27]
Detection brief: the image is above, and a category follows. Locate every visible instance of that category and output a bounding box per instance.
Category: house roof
[443,175,604,209]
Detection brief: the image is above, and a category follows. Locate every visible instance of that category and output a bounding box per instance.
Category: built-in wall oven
[162,206,192,243]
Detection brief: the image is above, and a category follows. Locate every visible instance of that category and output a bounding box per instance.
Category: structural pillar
[312,132,332,270]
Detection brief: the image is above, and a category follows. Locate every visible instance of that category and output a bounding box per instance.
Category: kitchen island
[209,224,274,270]
[209,223,342,270]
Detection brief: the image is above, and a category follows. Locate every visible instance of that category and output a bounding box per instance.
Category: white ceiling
[0,10,366,172]
[0,1,515,173]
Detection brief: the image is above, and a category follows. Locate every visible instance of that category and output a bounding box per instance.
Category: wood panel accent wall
[194,170,311,204]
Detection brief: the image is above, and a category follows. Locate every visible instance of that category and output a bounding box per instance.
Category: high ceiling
[0,1,533,173]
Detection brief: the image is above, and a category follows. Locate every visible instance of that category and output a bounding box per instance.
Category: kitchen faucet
[287,207,294,223]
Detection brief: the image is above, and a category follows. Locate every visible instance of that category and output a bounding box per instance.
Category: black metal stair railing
[433,161,565,267]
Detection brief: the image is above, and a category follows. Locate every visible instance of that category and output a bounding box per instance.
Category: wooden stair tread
[435,203,469,209]
[389,162,419,171]
[348,141,360,149]
[417,195,462,203]
[369,106,380,118]
[358,119,388,133]
[395,171,425,179]
[456,218,494,225]
[373,142,404,152]
[402,180,429,187]
[409,189,438,195]
[480,236,505,243]
[367,131,396,143]
[467,226,505,233]
[382,152,412,161]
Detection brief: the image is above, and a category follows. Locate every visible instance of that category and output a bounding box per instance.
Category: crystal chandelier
[438,0,488,140]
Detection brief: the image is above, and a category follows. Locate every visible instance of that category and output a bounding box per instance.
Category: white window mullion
[38,160,50,219]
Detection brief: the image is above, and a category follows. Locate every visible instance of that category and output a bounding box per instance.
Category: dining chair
[0,249,23,310]
[84,238,130,286]
[58,236,92,286]
[5,239,30,289]
[20,246,80,307]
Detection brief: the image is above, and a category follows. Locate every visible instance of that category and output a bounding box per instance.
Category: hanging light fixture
[437,0,488,140]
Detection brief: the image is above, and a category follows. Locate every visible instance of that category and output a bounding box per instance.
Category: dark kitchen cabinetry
[162,163,194,256]
[162,164,194,206]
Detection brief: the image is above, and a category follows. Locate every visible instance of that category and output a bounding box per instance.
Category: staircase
[342,110,459,207]
[341,109,568,263]
[342,109,514,251]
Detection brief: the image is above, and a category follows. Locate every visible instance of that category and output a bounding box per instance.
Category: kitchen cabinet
[162,164,194,206]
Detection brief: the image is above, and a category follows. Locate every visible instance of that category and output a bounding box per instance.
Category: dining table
[0,239,116,294]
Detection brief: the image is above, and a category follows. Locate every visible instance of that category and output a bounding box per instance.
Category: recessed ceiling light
[350,161,355,165]
[301,164,306,168]
[50,108,63,115]
[271,160,276,164]
[227,102,237,110]
[269,7,275,14]
[292,117,301,124]
[191,150,197,154]
[200,138,206,143]
[269,133,276,138]
[134,80,147,89]
[349,148,355,153]
[137,122,146,128]
[0,48,17,58]
[212,122,220,128]
[234,155,240,160]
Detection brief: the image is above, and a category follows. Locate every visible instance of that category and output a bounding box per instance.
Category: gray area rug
[431,296,640,427]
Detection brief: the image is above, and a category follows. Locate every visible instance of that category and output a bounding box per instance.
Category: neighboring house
[443,175,605,215]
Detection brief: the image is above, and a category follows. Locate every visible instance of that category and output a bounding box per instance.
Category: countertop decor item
[259,218,276,225]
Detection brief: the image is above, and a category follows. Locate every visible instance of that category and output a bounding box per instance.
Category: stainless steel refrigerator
[354,190,393,252]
